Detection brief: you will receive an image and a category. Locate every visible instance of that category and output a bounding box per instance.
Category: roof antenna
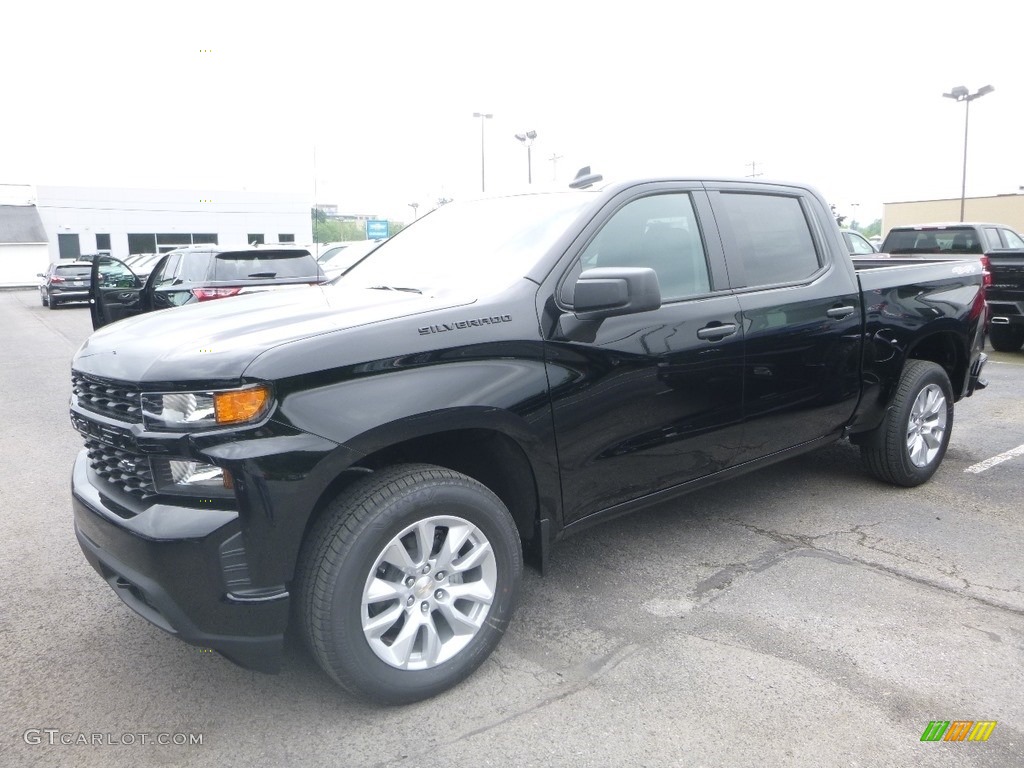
[569,166,603,190]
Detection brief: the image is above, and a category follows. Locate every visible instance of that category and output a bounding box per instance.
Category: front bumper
[71,450,289,672]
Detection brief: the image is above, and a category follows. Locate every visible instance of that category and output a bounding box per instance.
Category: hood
[73,284,475,383]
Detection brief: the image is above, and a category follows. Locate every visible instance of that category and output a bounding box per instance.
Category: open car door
[90,255,148,330]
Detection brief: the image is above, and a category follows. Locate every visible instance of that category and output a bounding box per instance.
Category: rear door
[706,184,863,460]
[90,256,147,329]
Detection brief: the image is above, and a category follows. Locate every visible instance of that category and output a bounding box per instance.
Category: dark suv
[91,246,328,329]
[38,261,93,308]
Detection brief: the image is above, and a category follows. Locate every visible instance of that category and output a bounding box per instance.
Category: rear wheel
[860,360,954,487]
[41,292,49,307]
[988,325,1024,353]
[296,464,522,704]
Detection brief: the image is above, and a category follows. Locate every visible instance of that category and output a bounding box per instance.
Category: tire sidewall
[318,476,521,702]
[891,364,954,484]
[988,325,1024,352]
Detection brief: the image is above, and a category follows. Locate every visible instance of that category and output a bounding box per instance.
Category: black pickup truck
[880,222,1024,351]
[70,177,988,703]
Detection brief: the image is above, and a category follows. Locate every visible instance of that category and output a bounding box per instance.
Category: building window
[278,233,295,243]
[128,234,157,255]
[157,233,191,246]
[192,233,218,245]
[248,234,265,245]
[95,233,111,251]
[58,233,81,260]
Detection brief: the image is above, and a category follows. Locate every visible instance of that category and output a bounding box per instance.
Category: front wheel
[860,360,954,487]
[296,464,522,704]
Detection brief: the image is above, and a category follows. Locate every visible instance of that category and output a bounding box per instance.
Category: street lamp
[472,112,493,193]
[942,84,994,222]
[408,202,419,220]
[514,130,538,184]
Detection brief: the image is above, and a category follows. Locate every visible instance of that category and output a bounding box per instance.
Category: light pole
[942,84,994,222]
[472,112,493,193]
[514,130,537,184]
[408,202,419,220]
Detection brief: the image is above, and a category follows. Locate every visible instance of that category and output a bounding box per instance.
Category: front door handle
[826,306,855,320]
[696,323,738,341]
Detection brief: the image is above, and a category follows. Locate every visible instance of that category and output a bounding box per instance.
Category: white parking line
[964,444,1024,474]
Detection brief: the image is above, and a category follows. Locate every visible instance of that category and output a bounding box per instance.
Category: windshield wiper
[368,285,423,294]
[248,272,278,278]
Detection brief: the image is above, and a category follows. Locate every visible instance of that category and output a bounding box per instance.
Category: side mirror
[571,267,661,319]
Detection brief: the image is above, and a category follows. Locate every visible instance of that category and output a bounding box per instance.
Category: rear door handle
[696,323,738,341]
[826,306,855,320]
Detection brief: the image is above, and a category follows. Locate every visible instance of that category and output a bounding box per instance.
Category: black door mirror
[572,267,661,319]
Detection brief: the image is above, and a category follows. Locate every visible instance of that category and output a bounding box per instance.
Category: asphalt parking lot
[3,288,1022,768]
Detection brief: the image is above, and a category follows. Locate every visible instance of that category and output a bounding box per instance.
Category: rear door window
[715,193,821,287]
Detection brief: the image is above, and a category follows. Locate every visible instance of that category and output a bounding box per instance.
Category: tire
[41,292,49,307]
[860,360,954,487]
[988,325,1024,353]
[296,464,522,704]
[47,298,58,310]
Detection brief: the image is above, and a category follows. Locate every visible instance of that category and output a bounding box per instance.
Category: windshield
[341,192,596,294]
[322,240,386,273]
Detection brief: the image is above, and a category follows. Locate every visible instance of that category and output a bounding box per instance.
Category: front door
[90,256,146,329]
[544,186,746,527]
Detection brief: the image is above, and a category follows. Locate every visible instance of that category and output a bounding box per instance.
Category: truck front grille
[84,438,156,500]
[72,373,142,424]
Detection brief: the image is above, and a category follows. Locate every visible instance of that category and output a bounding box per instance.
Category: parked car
[89,245,328,329]
[69,177,987,704]
[841,229,878,255]
[38,261,93,308]
[318,239,387,279]
[880,222,1024,351]
[122,252,166,279]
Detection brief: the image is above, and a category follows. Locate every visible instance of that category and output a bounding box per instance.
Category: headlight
[141,385,271,431]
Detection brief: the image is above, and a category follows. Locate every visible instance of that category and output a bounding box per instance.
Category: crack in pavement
[688,521,1024,618]
[370,642,639,768]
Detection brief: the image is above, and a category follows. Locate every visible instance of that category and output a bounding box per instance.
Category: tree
[830,204,846,229]
[313,219,343,243]
[860,219,882,238]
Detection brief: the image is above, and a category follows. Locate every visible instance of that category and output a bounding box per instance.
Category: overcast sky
[3,0,1022,226]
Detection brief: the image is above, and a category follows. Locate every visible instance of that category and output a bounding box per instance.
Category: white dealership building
[26,185,311,263]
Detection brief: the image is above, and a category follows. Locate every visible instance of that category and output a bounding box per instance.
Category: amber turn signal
[214,386,270,424]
